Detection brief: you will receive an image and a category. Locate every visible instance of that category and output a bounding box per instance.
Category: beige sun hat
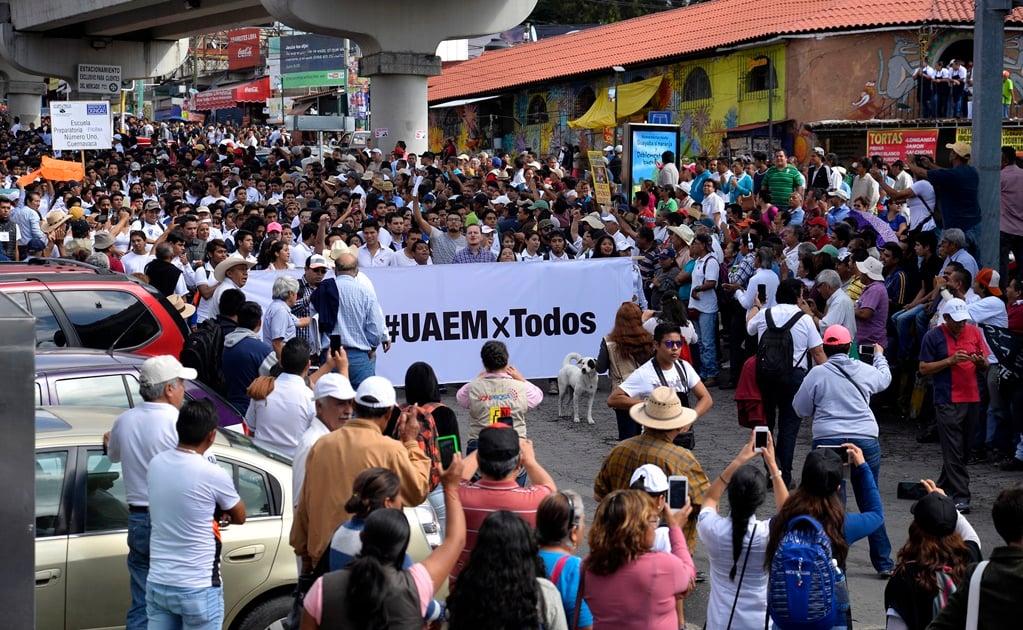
[166,294,196,319]
[629,386,698,431]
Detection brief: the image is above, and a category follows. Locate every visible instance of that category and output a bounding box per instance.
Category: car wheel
[235,594,293,630]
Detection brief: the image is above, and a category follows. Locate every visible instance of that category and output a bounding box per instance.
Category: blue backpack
[767,515,841,630]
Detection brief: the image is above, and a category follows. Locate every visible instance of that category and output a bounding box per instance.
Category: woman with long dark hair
[583,490,695,630]
[536,490,591,630]
[403,361,459,535]
[327,467,402,571]
[883,480,981,630]
[764,444,885,629]
[300,456,465,630]
[697,433,788,629]
[595,302,654,440]
[447,510,568,630]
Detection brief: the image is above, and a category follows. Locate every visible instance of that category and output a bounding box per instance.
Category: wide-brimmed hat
[856,256,884,282]
[92,231,116,251]
[629,386,698,431]
[666,225,695,246]
[946,141,971,159]
[213,257,255,282]
[322,240,351,264]
[166,294,196,320]
[41,210,71,233]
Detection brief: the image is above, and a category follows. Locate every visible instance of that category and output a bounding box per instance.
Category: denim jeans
[696,311,719,378]
[891,304,926,360]
[812,436,894,572]
[963,224,982,261]
[126,510,151,630]
[146,582,224,630]
[614,408,641,441]
[345,348,376,389]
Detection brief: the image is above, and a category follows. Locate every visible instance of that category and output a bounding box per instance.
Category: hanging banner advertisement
[623,123,681,197]
[280,34,347,89]
[866,129,938,162]
[240,259,633,385]
[587,150,612,208]
[955,127,1023,154]
[228,28,261,70]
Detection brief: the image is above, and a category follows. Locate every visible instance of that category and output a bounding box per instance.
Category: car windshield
[219,428,292,465]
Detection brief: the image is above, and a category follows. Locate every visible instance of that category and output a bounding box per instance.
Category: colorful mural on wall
[428,43,787,159]
[427,30,1023,161]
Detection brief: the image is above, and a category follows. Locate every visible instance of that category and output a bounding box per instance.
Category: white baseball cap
[945,298,971,322]
[354,376,396,408]
[313,373,356,401]
[139,355,197,386]
[630,464,669,493]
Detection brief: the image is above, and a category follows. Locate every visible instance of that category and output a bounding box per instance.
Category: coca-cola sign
[228,28,261,70]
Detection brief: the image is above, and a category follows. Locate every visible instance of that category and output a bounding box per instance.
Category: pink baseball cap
[266,221,283,233]
[823,324,852,346]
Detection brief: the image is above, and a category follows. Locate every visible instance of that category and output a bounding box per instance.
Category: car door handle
[35,569,60,586]
[226,544,265,562]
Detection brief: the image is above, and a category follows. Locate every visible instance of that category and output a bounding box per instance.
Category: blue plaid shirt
[332,275,385,351]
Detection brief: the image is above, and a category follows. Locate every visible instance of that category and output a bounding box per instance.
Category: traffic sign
[78,64,121,95]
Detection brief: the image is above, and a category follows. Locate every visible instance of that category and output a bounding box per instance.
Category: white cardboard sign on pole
[50,101,113,151]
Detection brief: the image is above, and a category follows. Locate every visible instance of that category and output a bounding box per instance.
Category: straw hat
[322,240,351,264]
[41,210,71,234]
[629,386,698,431]
[166,294,196,319]
[213,257,255,282]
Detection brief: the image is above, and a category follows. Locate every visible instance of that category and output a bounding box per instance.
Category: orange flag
[40,156,85,183]
[15,170,38,187]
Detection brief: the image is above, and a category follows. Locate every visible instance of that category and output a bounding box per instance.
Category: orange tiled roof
[428,0,1023,103]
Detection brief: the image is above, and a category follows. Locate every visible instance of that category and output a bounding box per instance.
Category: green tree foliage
[529,0,682,25]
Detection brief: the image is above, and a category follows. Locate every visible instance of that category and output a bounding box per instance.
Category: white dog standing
[558,352,599,424]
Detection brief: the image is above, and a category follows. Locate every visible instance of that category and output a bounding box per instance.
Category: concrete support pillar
[4,79,45,125]
[973,0,1010,271]
[262,0,537,152]
[361,52,441,154]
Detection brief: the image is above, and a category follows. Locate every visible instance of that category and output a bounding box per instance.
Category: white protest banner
[50,101,113,151]
[240,259,634,385]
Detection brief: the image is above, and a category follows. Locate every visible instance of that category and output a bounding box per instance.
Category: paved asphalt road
[423,373,1017,629]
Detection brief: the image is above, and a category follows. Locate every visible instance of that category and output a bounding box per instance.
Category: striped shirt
[454,479,554,579]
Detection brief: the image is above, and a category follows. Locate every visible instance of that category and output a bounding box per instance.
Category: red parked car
[0,258,188,357]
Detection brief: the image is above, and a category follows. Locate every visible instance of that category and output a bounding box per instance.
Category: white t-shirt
[697,510,771,630]
[746,304,823,370]
[292,419,331,505]
[147,448,241,588]
[390,249,429,266]
[244,373,315,458]
[907,180,937,231]
[120,252,154,276]
[690,254,720,313]
[107,402,179,506]
[619,358,701,399]
[194,263,217,324]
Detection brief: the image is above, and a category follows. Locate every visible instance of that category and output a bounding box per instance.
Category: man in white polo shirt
[105,355,195,630]
[146,399,246,629]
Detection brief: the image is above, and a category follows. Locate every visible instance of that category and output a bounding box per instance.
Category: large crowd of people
[9,114,1023,629]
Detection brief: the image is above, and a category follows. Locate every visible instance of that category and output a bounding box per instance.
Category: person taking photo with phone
[792,324,895,577]
[696,432,788,629]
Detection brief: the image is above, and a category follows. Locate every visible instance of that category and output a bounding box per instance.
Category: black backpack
[756,309,807,383]
[180,319,226,396]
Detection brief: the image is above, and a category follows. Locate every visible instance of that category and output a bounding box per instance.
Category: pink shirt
[304,563,432,623]
[584,527,695,630]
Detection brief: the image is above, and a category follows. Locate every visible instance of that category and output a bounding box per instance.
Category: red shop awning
[233,77,269,103]
[192,77,270,110]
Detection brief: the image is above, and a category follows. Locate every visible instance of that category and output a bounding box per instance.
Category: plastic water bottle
[831,559,851,628]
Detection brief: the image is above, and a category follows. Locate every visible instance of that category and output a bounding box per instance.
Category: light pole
[612,65,625,145]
